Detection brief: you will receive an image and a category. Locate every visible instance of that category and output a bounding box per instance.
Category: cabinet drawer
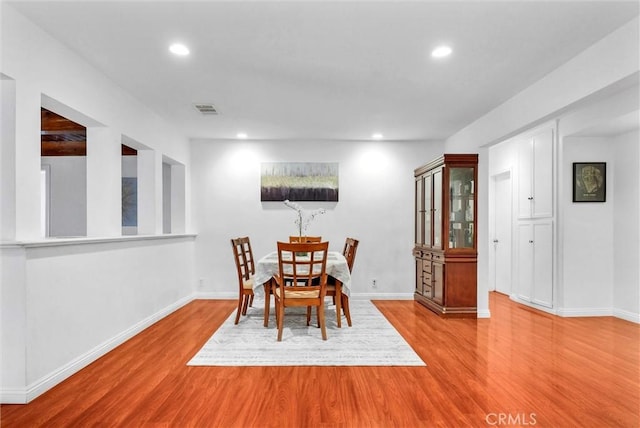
[432,252,444,262]
[423,262,432,275]
[422,272,432,284]
[423,285,433,298]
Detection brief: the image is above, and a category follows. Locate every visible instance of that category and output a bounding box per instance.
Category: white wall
[613,129,640,318]
[483,94,639,321]
[190,139,443,299]
[1,77,17,241]
[1,4,192,240]
[1,5,196,403]
[1,236,195,403]
[445,17,639,320]
[561,137,615,313]
[24,239,194,385]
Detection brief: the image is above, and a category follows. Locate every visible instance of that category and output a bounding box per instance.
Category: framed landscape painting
[260,162,339,201]
[573,162,606,202]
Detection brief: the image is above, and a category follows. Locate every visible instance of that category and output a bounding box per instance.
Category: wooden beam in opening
[41,140,87,156]
[41,108,87,156]
[41,108,85,132]
[122,145,137,156]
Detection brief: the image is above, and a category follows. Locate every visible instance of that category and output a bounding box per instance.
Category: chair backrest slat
[343,237,359,272]
[231,237,255,283]
[288,236,322,243]
[277,241,328,291]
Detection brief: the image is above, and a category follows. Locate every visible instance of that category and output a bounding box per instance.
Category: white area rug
[187,300,426,366]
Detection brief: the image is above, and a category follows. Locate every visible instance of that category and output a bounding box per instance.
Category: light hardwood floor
[1,292,638,427]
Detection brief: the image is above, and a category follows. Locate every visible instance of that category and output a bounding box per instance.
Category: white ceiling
[8,0,640,141]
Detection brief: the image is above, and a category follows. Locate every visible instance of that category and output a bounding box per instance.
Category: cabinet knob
[529,240,534,244]
[528,197,534,200]
[493,239,499,243]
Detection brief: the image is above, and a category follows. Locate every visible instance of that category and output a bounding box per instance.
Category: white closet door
[532,221,553,308]
[516,223,533,302]
[517,138,533,219]
[531,128,553,218]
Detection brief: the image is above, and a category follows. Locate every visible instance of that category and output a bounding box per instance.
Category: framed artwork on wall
[260,162,339,201]
[573,162,606,202]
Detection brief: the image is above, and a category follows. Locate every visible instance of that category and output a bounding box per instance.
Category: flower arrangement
[283,199,326,238]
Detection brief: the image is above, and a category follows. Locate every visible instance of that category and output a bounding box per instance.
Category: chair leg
[263,282,271,327]
[277,304,284,342]
[342,294,352,327]
[335,282,342,328]
[306,306,312,326]
[249,294,254,308]
[318,302,327,340]
[241,294,250,315]
[234,294,243,324]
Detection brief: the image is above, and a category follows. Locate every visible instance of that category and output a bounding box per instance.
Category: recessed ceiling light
[169,43,190,56]
[236,132,248,139]
[372,133,384,140]
[431,45,452,58]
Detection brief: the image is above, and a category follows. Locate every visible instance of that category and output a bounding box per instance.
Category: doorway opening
[489,170,512,296]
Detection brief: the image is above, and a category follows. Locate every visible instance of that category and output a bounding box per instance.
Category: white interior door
[492,172,512,294]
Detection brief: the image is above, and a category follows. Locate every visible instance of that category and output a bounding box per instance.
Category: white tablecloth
[254,251,352,296]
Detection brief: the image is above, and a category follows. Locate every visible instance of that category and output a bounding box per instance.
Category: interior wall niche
[40,108,87,237]
[122,144,138,235]
[162,155,186,234]
[163,162,172,234]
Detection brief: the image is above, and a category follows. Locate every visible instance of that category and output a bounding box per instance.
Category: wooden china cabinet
[413,154,478,317]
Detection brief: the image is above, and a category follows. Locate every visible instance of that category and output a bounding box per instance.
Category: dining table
[253,250,352,328]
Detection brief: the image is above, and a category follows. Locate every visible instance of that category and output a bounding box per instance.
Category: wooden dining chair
[289,236,322,243]
[327,237,359,327]
[273,241,329,341]
[230,237,257,324]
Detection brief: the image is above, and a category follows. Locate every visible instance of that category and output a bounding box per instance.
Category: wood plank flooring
[1,292,638,427]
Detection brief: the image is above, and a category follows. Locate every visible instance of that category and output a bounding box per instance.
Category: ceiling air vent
[193,103,218,115]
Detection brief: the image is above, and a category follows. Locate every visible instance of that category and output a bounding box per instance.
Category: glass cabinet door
[448,167,475,249]
[432,167,443,249]
[415,176,423,245]
[424,173,432,247]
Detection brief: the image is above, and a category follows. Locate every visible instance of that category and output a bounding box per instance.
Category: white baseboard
[556,307,639,324]
[194,291,236,299]
[556,307,612,317]
[613,308,640,324]
[511,296,640,324]
[0,389,28,404]
[1,294,194,404]
[193,291,416,300]
[477,309,491,319]
[351,292,415,300]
